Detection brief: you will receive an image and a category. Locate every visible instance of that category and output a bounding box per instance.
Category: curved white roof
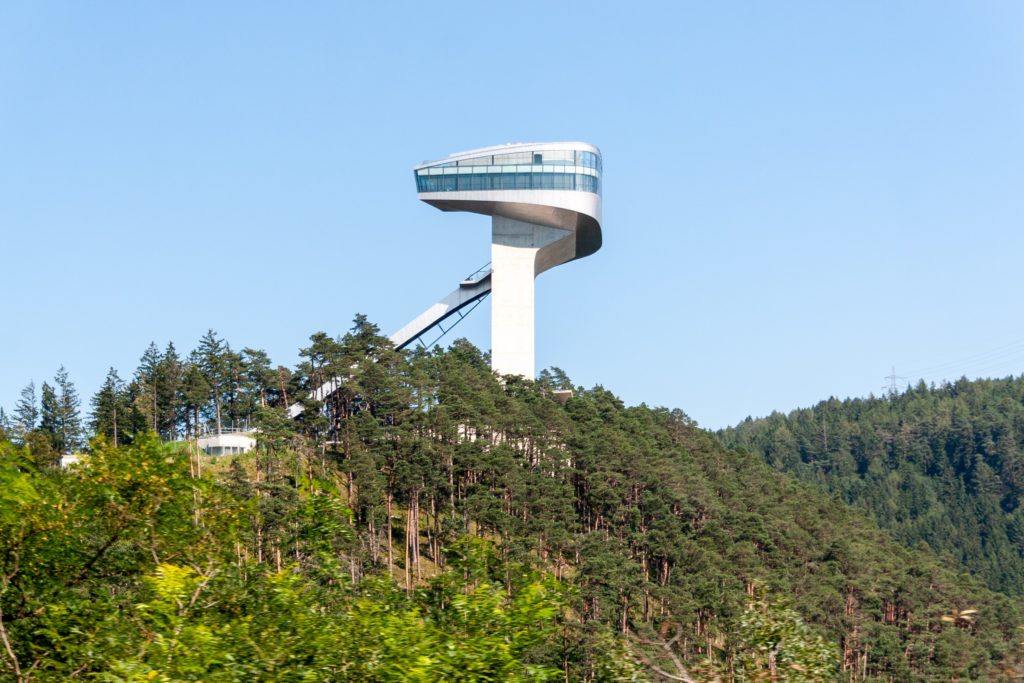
[415,141,601,170]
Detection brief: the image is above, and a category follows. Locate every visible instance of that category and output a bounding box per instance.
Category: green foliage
[5,326,1024,681]
[0,437,581,682]
[90,367,132,446]
[38,380,59,453]
[54,365,83,453]
[13,382,39,440]
[720,376,1024,596]
[0,444,39,526]
[730,597,839,682]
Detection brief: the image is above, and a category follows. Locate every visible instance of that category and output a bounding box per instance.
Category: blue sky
[2,2,1023,429]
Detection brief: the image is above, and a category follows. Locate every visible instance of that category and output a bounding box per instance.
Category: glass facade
[415,148,601,195]
[417,171,599,194]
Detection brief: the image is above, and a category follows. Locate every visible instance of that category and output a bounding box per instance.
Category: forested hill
[3,326,1024,680]
[720,375,1024,597]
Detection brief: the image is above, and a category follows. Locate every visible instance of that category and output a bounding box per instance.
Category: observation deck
[405,142,604,377]
[413,142,603,270]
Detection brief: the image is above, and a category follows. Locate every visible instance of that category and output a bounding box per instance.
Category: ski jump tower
[391,142,603,378]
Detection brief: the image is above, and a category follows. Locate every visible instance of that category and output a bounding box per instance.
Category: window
[576,174,599,193]
[576,151,598,169]
[417,171,600,194]
[457,155,493,166]
[415,149,602,195]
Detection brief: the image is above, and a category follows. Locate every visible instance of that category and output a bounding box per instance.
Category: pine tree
[135,342,162,433]
[54,366,83,453]
[157,342,183,439]
[39,381,59,452]
[196,330,229,433]
[180,359,211,438]
[222,345,247,429]
[13,381,40,442]
[243,348,276,408]
[91,368,129,446]
[120,378,150,436]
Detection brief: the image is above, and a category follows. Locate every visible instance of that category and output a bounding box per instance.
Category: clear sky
[2,2,1023,429]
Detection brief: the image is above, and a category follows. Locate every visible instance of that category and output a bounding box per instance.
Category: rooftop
[416,141,601,170]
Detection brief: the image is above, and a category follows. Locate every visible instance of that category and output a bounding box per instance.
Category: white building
[289,142,603,418]
[59,453,82,468]
[196,427,256,456]
[393,142,603,378]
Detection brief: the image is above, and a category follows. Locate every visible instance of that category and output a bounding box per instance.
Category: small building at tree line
[196,425,256,456]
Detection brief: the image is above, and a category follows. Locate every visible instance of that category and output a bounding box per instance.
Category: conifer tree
[157,342,183,439]
[135,342,161,433]
[242,348,276,408]
[13,381,39,442]
[222,345,247,428]
[180,359,210,438]
[196,330,229,433]
[54,365,83,452]
[91,368,129,446]
[39,381,59,451]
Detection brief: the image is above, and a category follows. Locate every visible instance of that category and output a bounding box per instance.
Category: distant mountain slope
[719,375,1024,597]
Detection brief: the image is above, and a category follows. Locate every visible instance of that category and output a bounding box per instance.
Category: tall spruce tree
[39,381,59,452]
[13,381,39,442]
[180,358,210,438]
[91,368,129,446]
[135,342,161,433]
[222,345,247,429]
[196,330,229,433]
[157,342,183,439]
[54,366,83,452]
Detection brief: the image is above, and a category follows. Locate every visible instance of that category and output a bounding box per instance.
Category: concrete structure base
[491,216,571,377]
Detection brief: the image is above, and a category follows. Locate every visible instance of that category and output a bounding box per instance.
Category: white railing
[199,424,256,436]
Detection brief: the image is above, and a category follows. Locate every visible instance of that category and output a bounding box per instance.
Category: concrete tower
[391,142,603,377]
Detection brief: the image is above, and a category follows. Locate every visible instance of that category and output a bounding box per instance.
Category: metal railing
[460,262,492,286]
[199,423,256,437]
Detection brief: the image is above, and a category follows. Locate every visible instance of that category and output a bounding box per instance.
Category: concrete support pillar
[490,216,571,378]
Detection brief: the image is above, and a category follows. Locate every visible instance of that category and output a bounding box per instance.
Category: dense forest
[721,377,1024,598]
[3,322,1024,681]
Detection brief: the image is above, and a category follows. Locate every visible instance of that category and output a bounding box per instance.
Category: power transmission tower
[883,366,906,396]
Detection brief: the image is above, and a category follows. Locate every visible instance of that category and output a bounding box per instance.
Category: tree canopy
[3,325,1024,681]
[721,376,1024,597]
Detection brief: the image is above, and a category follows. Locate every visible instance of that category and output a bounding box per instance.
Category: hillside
[3,326,1024,681]
[720,376,1024,598]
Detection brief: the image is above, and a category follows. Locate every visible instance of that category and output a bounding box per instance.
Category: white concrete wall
[418,189,601,228]
[490,216,570,378]
[197,432,257,456]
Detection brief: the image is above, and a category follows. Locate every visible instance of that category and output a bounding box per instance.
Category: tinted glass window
[415,149,601,195]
